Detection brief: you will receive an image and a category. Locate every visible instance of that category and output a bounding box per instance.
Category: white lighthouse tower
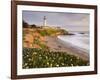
[43,16,47,27]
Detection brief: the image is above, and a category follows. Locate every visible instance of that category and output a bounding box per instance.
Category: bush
[23,48,89,69]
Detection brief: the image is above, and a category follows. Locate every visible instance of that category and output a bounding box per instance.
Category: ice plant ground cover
[23,48,89,68]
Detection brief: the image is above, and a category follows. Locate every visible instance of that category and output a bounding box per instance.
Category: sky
[22,11,90,32]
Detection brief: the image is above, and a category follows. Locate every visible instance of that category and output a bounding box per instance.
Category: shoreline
[57,35,89,53]
[45,36,89,61]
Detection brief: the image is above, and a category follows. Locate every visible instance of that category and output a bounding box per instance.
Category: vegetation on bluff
[23,25,68,48]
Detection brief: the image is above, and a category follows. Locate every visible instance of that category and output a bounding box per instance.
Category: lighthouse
[43,16,47,27]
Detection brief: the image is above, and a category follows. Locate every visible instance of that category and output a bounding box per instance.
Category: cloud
[22,11,89,31]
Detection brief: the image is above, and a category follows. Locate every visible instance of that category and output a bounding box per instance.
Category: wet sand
[45,36,89,61]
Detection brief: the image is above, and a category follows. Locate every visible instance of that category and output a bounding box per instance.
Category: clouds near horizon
[22,11,89,31]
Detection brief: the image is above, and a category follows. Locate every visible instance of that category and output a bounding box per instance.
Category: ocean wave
[57,35,89,52]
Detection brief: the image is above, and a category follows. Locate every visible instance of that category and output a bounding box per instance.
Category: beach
[45,36,89,61]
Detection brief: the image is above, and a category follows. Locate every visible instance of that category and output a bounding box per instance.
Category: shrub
[23,48,89,69]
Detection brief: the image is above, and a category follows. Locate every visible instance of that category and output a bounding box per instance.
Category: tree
[30,24,37,28]
[23,21,29,28]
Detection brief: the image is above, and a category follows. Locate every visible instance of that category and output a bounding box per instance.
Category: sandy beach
[45,36,89,61]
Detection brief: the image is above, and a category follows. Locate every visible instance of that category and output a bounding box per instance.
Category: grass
[23,48,89,69]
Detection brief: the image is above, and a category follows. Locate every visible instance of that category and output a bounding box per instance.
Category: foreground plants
[23,48,89,69]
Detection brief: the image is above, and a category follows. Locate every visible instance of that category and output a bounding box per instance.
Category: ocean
[57,31,89,53]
